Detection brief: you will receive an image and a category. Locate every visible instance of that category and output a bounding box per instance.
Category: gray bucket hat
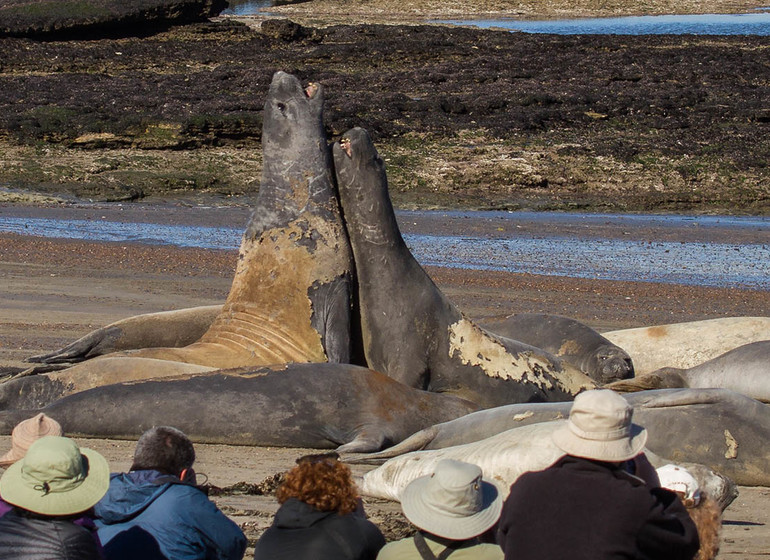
[552,389,647,462]
[400,459,503,540]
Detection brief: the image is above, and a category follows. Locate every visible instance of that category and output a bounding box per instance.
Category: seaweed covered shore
[0,1,768,212]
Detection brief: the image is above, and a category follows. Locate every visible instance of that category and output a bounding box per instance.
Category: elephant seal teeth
[305,83,319,98]
[340,138,352,158]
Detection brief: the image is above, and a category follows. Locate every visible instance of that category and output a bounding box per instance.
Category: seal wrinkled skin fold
[333,127,594,408]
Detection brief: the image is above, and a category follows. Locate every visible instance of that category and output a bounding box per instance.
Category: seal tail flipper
[341,426,440,464]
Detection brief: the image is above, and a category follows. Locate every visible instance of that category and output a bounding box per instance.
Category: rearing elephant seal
[332,128,594,407]
[26,71,353,373]
[482,313,634,384]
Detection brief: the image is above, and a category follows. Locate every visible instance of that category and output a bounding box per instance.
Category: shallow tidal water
[0,210,767,290]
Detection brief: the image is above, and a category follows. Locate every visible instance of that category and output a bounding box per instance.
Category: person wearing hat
[0,435,109,560]
[657,464,722,560]
[93,425,246,560]
[0,413,64,518]
[377,459,504,560]
[496,389,700,560]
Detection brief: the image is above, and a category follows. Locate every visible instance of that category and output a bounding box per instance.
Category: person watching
[254,452,385,560]
[497,389,700,560]
[0,435,109,560]
[94,425,246,560]
[377,459,504,560]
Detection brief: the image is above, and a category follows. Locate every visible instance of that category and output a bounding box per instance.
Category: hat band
[569,422,630,441]
[21,458,88,496]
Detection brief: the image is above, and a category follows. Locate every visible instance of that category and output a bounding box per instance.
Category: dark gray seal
[607,340,770,403]
[332,127,594,408]
[482,313,634,384]
[0,364,480,454]
[345,388,770,487]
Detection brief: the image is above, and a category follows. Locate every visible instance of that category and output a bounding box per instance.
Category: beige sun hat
[400,459,503,540]
[552,389,647,462]
[0,413,63,468]
[0,436,109,516]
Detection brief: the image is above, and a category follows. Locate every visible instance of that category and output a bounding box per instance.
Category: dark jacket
[94,470,246,560]
[253,497,385,560]
[497,455,700,560]
[0,509,102,560]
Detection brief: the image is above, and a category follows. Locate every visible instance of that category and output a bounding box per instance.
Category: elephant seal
[18,71,353,379]
[28,306,222,364]
[603,317,770,376]
[482,313,634,384]
[332,128,594,407]
[607,341,770,403]
[345,388,770,487]
[356,420,737,510]
[0,364,479,454]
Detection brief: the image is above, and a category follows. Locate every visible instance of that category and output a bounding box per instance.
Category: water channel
[1,210,767,290]
[221,0,770,35]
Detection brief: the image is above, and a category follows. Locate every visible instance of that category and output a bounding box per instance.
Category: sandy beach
[0,201,768,556]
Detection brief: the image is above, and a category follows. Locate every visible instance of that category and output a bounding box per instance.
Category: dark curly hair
[276,453,359,515]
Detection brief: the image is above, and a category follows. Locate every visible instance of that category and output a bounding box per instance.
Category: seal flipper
[342,425,440,464]
[335,427,392,454]
[309,274,352,364]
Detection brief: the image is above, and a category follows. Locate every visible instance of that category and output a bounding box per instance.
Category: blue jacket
[94,470,246,560]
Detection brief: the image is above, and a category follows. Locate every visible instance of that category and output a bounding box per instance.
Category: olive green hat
[0,436,109,516]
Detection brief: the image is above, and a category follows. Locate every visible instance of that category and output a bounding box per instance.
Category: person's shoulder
[376,537,418,560]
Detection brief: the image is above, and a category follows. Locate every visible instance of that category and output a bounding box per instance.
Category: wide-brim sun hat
[401,459,503,540]
[0,435,109,516]
[552,389,647,463]
[0,413,63,468]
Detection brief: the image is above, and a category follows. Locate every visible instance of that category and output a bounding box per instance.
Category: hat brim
[0,447,110,515]
[552,419,648,462]
[0,449,23,468]
[401,475,503,540]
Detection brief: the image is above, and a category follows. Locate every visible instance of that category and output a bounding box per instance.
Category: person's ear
[180,468,194,483]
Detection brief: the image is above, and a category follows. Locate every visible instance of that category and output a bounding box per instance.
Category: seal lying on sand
[345,388,770,487]
[607,341,770,403]
[0,364,479,454]
[332,128,595,407]
[29,306,222,364]
[482,313,634,384]
[26,71,353,372]
[355,420,737,510]
[603,317,770,376]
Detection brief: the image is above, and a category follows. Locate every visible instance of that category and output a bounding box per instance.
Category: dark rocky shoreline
[0,17,769,213]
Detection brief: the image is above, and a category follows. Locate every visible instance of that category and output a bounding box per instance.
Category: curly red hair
[277,456,359,515]
[687,496,722,560]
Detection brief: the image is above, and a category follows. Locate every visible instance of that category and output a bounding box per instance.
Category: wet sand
[0,201,768,556]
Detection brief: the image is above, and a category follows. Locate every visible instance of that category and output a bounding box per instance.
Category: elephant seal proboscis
[603,317,770,376]
[482,313,634,384]
[607,341,770,403]
[332,127,595,407]
[0,364,479,454]
[355,420,737,510]
[345,388,770,487]
[24,71,353,373]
